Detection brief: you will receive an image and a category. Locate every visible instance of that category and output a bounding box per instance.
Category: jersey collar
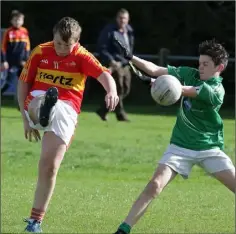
[206,76,223,83]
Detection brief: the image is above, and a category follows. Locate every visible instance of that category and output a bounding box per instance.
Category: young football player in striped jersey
[18,17,119,233]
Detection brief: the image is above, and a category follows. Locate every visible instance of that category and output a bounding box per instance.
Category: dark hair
[199,39,229,70]
[53,17,82,43]
[11,10,24,19]
[117,8,129,16]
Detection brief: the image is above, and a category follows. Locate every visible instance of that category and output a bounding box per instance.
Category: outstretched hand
[129,62,155,85]
[114,35,155,85]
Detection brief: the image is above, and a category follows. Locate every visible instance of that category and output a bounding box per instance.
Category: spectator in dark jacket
[96,8,134,121]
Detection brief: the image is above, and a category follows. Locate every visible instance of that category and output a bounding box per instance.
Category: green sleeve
[195,83,225,106]
[167,65,198,84]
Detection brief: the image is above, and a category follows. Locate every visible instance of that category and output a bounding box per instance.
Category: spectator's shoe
[39,87,58,127]
[96,109,108,121]
[24,218,42,233]
[116,113,130,122]
[113,229,128,234]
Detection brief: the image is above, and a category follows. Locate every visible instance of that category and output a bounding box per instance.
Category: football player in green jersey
[113,38,235,234]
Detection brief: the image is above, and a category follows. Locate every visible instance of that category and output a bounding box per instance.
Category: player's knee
[146,179,164,198]
[41,163,59,179]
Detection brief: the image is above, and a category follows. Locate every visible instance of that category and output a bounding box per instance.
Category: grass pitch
[1,104,235,233]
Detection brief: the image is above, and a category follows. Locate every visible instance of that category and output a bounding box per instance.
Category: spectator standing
[96,8,134,121]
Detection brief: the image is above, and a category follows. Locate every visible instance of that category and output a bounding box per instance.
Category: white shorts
[159,144,235,179]
[25,96,78,147]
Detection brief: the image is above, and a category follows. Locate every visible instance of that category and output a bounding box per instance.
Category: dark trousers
[1,65,22,94]
[98,65,131,118]
[1,65,22,110]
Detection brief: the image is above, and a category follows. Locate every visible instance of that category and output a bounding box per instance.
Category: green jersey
[167,65,225,150]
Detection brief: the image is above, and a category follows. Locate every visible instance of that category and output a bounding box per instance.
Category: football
[150,75,182,106]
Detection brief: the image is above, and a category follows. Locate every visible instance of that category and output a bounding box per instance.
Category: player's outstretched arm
[114,35,168,77]
[131,56,168,77]
[97,71,119,111]
[129,62,156,85]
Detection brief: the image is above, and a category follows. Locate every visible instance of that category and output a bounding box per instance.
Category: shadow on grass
[1,97,235,120]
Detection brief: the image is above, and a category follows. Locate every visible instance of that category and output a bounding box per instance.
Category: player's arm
[181,86,198,98]
[131,56,168,77]
[180,83,224,108]
[167,65,222,103]
[18,46,42,121]
[128,62,156,85]
[182,83,224,106]
[114,35,168,77]
[18,81,32,122]
[97,71,117,97]
[80,52,119,111]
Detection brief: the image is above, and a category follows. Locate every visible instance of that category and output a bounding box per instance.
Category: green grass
[1,105,235,233]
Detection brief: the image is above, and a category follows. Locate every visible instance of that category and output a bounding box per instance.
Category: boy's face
[53,32,78,57]
[198,55,224,80]
[11,16,24,28]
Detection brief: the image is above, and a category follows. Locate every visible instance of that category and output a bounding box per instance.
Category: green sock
[119,222,131,234]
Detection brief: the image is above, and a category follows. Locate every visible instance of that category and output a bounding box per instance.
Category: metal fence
[1,28,235,101]
[93,52,235,63]
[2,28,235,63]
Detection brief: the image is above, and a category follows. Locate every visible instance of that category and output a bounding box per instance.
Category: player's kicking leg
[114,164,177,234]
[39,87,58,127]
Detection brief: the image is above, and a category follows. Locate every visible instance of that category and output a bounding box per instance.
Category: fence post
[159,48,170,66]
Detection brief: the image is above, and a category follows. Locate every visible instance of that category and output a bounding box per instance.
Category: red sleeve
[19,45,42,83]
[80,50,110,78]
